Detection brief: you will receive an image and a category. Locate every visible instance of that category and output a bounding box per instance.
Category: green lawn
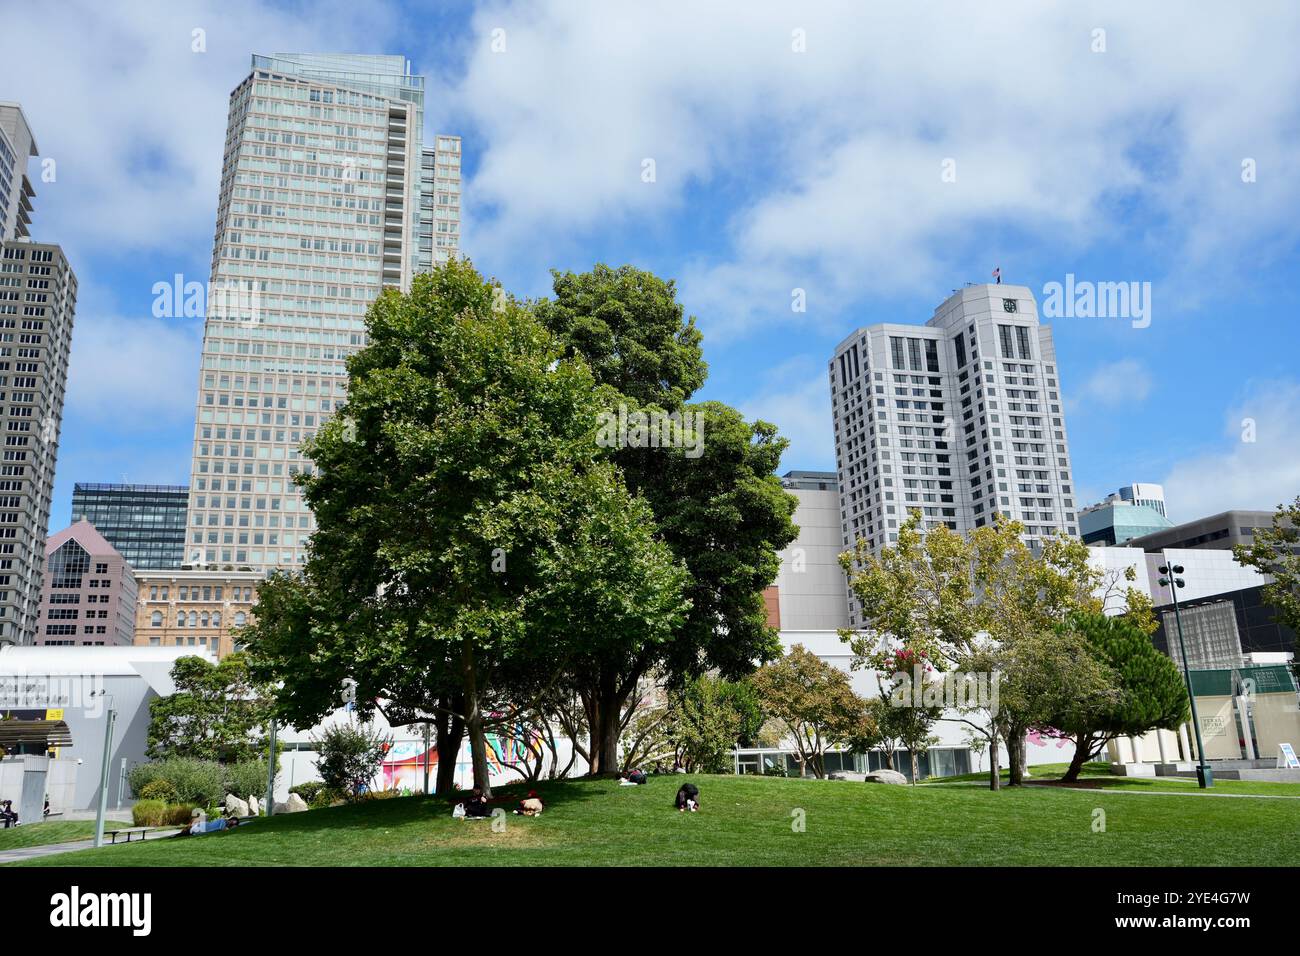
[8,773,1299,867]
[928,761,1300,796]
[0,819,124,852]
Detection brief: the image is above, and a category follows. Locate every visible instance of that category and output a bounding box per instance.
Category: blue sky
[5,0,1300,532]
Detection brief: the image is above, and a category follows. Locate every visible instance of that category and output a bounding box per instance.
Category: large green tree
[146,653,273,764]
[1050,611,1190,782]
[842,510,1145,789]
[245,259,687,794]
[535,264,798,772]
[1235,496,1300,682]
[751,645,876,779]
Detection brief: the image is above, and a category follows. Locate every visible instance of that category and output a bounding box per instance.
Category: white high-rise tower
[0,103,77,644]
[829,284,1079,627]
[184,54,460,571]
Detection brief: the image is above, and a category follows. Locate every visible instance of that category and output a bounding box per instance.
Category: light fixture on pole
[1158,558,1213,788]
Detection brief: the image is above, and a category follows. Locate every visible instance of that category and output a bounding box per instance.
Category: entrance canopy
[0,719,73,752]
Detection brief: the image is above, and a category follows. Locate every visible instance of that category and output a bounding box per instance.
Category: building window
[151,610,163,627]
[49,540,91,589]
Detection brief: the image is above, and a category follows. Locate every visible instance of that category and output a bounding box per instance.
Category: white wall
[780,630,1074,770]
[776,488,851,630]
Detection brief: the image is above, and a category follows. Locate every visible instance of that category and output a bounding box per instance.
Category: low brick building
[133,569,261,658]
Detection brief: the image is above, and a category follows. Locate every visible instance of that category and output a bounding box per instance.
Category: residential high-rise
[0,102,37,241]
[184,54,460,570]
[829,284,1078,627]
[36,520,137,647]
[0,103,76,645]
[71,482,189,570]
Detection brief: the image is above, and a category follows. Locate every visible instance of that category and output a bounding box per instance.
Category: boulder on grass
[247,795,261,816]
[224,794,249,817]
[864,769,908,785]
[285,793,309,813]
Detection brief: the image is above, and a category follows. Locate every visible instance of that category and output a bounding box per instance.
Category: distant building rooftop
[1127,510,1278,552]
[781,470,838,491]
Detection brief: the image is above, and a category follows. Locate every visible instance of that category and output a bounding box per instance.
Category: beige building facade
[133,569,261,658]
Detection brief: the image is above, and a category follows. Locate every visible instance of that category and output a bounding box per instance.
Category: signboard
[1279,743,1300,769]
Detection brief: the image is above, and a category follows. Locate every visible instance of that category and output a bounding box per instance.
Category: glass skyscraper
[71,483,188,570]
[185,53,460,570]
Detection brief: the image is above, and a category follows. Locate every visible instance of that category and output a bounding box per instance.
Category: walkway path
[926,780,1300,799]
[0,828,180,866]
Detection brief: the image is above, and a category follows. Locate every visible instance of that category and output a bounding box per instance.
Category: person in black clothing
[674,783,699,812]
[463,787,493,818]
[0,799,17,828]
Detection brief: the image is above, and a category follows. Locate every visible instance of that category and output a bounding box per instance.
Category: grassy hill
[10,773,1299,867]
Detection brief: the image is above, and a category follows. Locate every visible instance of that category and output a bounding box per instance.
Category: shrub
[356,788,403,802]
[167,804,199,827]
[131,800,168,827]
[138,778,180,803]
[222,759,273,800]
[128,757,225,806]
[291,780,335,806]
[312,722,392,800]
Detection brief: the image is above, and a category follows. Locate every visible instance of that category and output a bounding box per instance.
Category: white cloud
[1160,380,1300,522]
[64,310,203,428]
[5,0,402,256]
[1071,358,1153,409]
[435,1,1300,336]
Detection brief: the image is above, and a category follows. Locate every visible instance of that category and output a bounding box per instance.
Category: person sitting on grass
[619,769,648,786]
[674,782,699,812]
[462,787,492,819]
[514,790,544,816]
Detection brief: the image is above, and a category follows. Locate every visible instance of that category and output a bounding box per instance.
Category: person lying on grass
[675,783,699,812]
[176,815,241,837]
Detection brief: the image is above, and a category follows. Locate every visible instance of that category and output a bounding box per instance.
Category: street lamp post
[1159,557,1213,789]
[264,717,278,816]
[91,691,117,848]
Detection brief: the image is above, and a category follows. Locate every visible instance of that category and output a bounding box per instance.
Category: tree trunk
[434,696,464,795]
[1006,730,1024,787]
[460,639,492,797]
[582,668,630,776]
[1060,732,1093,783]
[988,730,1001,791]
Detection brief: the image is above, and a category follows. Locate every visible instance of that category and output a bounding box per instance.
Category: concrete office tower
[830,284,1078,628]
[184,54,460,570]
[0,103,76,646]
[37,521,138,647]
